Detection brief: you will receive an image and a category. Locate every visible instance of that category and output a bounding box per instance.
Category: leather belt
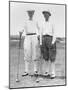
[43,34,52,37]
[26,33,36,35]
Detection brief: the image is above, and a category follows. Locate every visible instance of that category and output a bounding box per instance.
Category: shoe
[50,74,56,79]
[44,72,50,77]
[36,77,43,83]
[34,71,38,76]
[22,72,29,76]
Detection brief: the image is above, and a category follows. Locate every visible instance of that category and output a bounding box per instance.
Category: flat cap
[42,11,51,16]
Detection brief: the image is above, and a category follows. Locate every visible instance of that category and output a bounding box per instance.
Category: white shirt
[39,17,56,45]
[41,19,53,36]
[23,20,39,36]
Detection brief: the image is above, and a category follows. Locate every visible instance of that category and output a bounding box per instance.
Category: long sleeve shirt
[39,17,56,45]
[22,20,39,36]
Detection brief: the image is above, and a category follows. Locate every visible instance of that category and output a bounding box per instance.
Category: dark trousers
[40,35,56,62]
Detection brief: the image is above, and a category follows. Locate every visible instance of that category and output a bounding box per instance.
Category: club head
[36,79,40,83]
[16,78,20,82]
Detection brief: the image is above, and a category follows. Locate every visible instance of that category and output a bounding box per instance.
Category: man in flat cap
[22,10,40,76]
[39,11,56,79]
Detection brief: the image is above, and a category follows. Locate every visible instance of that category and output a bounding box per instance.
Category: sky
[10,2,65,37]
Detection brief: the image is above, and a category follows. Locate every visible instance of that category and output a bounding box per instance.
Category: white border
[0,0,68,90]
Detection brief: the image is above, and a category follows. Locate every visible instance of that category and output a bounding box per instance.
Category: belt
[26,33,36,35]
[43,34,52,37]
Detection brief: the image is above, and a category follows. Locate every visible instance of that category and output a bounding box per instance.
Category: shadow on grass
[29,74,65,80]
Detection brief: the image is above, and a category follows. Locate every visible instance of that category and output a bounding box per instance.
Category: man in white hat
[39,11,56,79]
[22,10,40,76]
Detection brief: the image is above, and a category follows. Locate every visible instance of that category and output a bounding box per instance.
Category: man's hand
[52,40,55,44]
[22,29,26,37]
[52,38,56,44]
[40,41,42,45]
[52,36,56,44]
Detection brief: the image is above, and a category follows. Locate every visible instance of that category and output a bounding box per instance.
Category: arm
[37,21,43,45]
[36,22,39,36]
[52,25,56,44]
[36,22,42,45]
[39,26,43,45]
[22,22,27,37]
[39,33,42,45]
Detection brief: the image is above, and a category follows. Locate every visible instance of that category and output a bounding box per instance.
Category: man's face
[44,14,50,21]
[28,12,34,20]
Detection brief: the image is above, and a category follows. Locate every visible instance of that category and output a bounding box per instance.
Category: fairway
[9,40,66,88]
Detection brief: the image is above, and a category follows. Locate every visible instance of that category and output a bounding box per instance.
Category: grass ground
[9,40,66,88]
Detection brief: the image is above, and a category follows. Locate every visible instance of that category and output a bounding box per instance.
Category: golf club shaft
[16,32,22,81]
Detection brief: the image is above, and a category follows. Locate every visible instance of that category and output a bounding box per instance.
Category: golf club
[16,31,23,82]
